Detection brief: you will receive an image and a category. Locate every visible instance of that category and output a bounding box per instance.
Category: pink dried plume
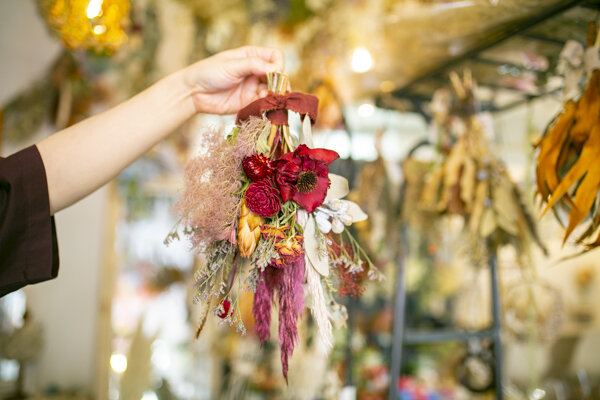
[176,117,268,250]
[278,257,305,381]
[252,258,305,381]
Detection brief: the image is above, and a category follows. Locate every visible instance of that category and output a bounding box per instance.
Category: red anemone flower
[274,145,339,212]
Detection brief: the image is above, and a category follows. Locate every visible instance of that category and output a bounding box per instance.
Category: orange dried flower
[273,238,304,268]
[261,225,289,241]
[261,225,304,267]
[238,200,263,258]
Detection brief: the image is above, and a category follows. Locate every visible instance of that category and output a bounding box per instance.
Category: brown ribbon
[236,92,319,126]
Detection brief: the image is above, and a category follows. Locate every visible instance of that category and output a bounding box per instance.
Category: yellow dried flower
[238,200,263,258]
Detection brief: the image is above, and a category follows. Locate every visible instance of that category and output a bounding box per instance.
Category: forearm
[38,71,196,214]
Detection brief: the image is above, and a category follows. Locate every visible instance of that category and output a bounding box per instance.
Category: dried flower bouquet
[166,72,381,379]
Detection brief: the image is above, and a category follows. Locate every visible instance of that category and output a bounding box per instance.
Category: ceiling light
[93,25,106,35]
[351,47,373,73]
[358,103,375,118]
[110,353,127,374]
[86,0,103,19]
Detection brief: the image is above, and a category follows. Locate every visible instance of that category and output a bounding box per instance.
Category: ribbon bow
[236,92,319,126]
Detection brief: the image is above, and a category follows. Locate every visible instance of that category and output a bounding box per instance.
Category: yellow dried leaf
[460,156,476,212]
[421,167,443,210]
[480,207,497,238]
[469,179,488,235]
[438,138,467,210]
[492,179,519,236]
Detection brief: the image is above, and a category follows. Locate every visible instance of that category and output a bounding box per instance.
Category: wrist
[157,69,198,121]
[179,64,215,115]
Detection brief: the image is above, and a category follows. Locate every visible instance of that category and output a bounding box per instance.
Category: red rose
[274,145,339,212]
[243,154,274,182]
[245,179,282,217]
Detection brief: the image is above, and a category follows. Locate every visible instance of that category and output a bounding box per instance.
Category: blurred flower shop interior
[3,0,600,399]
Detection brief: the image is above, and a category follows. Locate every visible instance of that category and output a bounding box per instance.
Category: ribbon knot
[236,92,319,126]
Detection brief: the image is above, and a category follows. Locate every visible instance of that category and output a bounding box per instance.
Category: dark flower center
[296,171,318,193]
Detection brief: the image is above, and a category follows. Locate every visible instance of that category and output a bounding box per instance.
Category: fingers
[258,82,268,98]
[225,56,281,80]
[224,46,285,73]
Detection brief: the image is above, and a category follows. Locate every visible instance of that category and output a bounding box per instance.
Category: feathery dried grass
[176,117,269,250]
[306,264,333,353]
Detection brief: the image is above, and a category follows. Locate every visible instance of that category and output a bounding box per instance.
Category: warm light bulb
[86,0,104,19]
[351,47,373,73]
[92,25,106,35]
[110,353,127,374]
[358,103,375,118]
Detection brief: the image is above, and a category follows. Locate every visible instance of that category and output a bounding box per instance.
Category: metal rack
[387,234,503,400]
[383,3,600,399]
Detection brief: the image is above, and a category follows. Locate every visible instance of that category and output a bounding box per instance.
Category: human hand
[182,46,284,115]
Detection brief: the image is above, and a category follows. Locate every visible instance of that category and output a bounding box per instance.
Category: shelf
[403,329,499,344]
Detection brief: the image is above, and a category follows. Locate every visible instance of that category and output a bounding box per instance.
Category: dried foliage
[419,71,546,262]
[171,73,376,380]
[536,62,600,249]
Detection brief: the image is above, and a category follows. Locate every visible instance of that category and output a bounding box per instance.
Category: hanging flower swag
[166,72,381,379]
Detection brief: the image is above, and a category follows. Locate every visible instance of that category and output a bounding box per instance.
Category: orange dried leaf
[575,207,600,244]
[541,125,600,218]
[536,100,575,199]
[563,161,600,245]
[569,70,600,145]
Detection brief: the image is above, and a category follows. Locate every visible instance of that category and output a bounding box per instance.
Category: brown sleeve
[0,145,59,297]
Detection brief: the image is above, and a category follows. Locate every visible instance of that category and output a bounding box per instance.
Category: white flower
[340,213,353,226]
[315,210,332,233]
[304,173,368,277]
[313,198,367,234]
[331,218,345,233]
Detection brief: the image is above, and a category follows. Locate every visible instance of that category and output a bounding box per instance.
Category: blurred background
[2,0,600,399]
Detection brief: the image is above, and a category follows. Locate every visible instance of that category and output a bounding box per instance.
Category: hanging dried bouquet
[419,71,547,264]
[535,23,600,251]
[404,71,558,340]
[166,72,381,379]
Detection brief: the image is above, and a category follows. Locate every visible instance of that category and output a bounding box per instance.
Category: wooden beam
[391,0,582,97]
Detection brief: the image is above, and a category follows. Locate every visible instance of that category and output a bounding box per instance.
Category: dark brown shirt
[0,145,59,297]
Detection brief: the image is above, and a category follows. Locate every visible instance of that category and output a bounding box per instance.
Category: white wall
[1,0,107,394]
